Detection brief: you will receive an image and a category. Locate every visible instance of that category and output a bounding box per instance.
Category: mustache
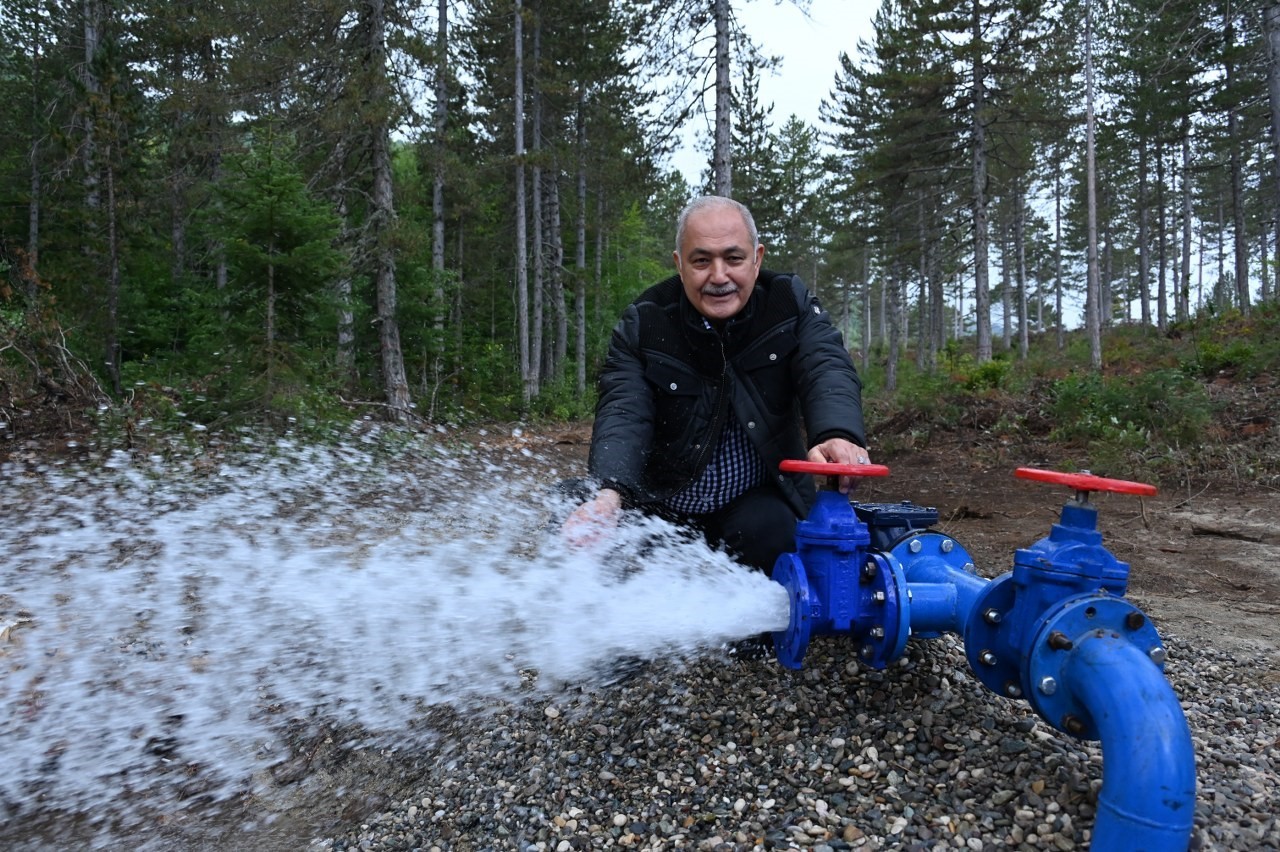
[701,283,739,297]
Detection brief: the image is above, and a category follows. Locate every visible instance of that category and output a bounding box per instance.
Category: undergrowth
[863,304,1280,489]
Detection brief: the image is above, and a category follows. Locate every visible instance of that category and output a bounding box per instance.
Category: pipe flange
[1026,595,1165,740]
[855,552,910,669]
[772,553,817,670]
[963,574,1020,697]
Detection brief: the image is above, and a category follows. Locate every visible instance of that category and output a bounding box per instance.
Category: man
[564,195,871,573]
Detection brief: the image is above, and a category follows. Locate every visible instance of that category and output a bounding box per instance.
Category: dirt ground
[539,421,1280,669]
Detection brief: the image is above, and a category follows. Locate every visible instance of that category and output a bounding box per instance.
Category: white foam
[0,433,788,821]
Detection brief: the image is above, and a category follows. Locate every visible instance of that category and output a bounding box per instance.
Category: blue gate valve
[767,462,1196,851]
[770,460,904,670]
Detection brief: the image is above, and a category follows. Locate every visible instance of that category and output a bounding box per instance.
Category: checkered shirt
[662,414,767,515]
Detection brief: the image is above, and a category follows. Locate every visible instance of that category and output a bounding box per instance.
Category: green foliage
[1048,367,1213,454]
[527,375,596,422]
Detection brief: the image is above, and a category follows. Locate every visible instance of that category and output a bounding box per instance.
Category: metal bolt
[941,539,954,553]
[1038,676,1058,696]
[861,561,878,583]
[1005,682,1023,698]
[1047,631,1074,651]
[982,608,1002,626]
[870,626,885,639]
[964,562,976,572]
[908,539,923,554]
[872,590,887,604]
[979,650,998,666]
[1062,715,1087,736]
[1125,612,1146,630]
[1150,646,1168,665]
[860,644,874,659]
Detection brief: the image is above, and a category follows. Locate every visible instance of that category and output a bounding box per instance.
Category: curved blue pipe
[1061,633,1196,851]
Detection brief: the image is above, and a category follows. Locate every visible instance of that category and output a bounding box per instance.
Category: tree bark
[549,163,566,377]
[1271,0,1280,298]
[531,11,544,389]
[1084,0,1102,370]
[514,0,533,404]
[105,144,121,396]
[335,195,355,378]
[1054,150,1064,350]
[82,0,102,211]
[1157,142,1168,327]
[713,0,732,196]
[970,0,992,363]
[1180,117,1194,321]
[574,90,588,395]
[1138,138,1152,326]
[1015,184,1028,360]
[368,0,411,418]
[432,0,447,277]
[1225,7,1251,314]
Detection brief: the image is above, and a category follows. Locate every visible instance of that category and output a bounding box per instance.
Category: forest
[2,0,1279,435]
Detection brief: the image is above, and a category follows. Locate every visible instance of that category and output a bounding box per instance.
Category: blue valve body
[768,485,1196,850]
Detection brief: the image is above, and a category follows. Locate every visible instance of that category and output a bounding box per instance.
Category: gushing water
[0,426,789,836]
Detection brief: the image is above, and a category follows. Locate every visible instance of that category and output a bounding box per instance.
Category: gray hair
[675,195,760,254]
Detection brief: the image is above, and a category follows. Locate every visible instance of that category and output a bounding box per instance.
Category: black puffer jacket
[588,270,866,517]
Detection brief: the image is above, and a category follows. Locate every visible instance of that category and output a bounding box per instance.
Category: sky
[670,0,881,185]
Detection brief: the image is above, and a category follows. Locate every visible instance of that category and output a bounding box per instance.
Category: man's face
[673,205,764,321]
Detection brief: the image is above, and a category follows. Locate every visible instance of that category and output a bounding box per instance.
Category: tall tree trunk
[105,146,121,396]
[432,0,447,277]
[1268,3,1280,300]
[1157,143,1168,327]
[26,7,43,293]
[368,0,411,418]
[335,196,356,378]
[82,0,102,211]
[1180,118,1194,321]
[594,189,604,328]
[1138,138,1152,326]
[1054,149,1065,350]
[531,12,544,389]
[885,260,902,392]
[999,217,1012,352]
[514,0,533,404]
[1084,0,1102,370]
[1217,197,1229,308]
[916,196,929,371]
[1225,7,1251,315]
[266,237,277,409]
[970,0,992,363]
[1015,185,1029,360]
[713,0,732,196]
[861,250,871,373]
[574,92,588,396]
[549,160,566,377]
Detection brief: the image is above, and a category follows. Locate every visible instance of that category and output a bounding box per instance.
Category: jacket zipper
[679,333,731,494]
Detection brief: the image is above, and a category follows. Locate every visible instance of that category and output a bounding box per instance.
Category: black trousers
[679,484,800,575]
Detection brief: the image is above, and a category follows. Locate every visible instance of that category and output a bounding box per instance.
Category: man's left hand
[806,438,872,494]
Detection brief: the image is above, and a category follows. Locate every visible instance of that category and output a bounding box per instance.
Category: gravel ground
[2,429,1276,851]
[311,632,1278,851]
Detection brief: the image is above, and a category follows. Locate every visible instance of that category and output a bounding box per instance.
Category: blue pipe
[1061,633,1196,851]
[896,538,989,637]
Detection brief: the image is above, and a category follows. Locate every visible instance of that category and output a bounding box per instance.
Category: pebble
[314,634,1279,850]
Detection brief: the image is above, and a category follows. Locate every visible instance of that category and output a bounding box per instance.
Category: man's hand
[561,488,622,549]
[806,438,873,494]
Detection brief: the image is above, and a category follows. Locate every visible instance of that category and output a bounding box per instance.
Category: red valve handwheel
[1014,467,1156,496]
[780,460,891,478]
